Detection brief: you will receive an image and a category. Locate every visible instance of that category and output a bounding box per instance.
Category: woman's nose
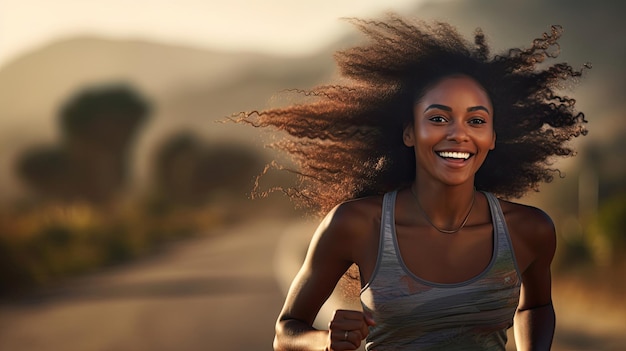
[446,121,469,142]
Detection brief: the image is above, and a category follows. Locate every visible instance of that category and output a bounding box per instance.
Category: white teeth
[438,151,471,160]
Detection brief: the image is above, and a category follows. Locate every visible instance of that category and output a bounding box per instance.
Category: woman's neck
[411,179,476,230]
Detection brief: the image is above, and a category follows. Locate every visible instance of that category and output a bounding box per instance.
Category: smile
[437,151,472,160]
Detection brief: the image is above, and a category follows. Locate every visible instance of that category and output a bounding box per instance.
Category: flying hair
[233,14,589,215]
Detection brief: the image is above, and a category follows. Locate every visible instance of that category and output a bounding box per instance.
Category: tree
[152,131,265,207]
[17,83,150,204]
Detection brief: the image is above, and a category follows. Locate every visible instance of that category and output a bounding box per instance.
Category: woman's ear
[490,131,496,150]
[403,126,415,147]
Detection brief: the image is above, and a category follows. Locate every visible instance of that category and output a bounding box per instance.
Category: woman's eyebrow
[423,104,452,112]
[424,104,490,114]
[468,106,490,114]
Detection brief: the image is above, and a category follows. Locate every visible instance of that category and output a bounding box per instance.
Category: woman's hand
[326,309,376,351]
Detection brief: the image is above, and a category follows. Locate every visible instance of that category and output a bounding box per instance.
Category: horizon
[0,0,424,70]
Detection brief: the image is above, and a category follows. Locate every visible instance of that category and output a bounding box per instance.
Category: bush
[0,201,220,296]
[586,193,626,265]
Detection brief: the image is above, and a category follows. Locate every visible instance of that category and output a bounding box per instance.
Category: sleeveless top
[360,190,521,350]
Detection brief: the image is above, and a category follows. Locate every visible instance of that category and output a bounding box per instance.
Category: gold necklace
[409,186,475,234]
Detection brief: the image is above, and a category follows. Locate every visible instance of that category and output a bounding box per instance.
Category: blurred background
[0,0,624,350]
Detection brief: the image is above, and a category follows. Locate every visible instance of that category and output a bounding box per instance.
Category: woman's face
[403,74,495,187]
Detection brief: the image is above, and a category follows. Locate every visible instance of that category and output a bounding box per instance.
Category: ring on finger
[344,330,349,340]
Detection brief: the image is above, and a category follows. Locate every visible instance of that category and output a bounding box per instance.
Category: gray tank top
[360,190,521,350]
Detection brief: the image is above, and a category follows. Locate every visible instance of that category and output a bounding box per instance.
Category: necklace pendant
[410,187,475,234]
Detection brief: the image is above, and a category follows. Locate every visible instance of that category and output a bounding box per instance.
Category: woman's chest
[394,224,495,284]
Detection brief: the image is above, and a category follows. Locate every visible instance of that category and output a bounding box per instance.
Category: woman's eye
[469,118,486,125]
[429,116,447,123]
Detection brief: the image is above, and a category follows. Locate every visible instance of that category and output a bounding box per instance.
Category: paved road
[0,218,624,351]
[0,219,294,351]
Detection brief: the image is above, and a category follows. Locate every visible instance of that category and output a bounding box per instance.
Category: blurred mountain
[0,37,336,202]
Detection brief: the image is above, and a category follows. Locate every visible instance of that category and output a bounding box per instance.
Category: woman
[236,15,588,351]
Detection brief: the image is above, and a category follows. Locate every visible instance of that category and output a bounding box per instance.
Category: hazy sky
[0,0,430,69]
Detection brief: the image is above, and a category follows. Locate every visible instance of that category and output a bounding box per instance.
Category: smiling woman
[404,75,496,192]
[234,14,588,351]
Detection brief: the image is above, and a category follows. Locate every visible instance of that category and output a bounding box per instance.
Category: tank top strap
[483,192,506,238]
[381,190,397,243]
[360,190,399,294]
[482,191,522,281]
[379,189,399,259]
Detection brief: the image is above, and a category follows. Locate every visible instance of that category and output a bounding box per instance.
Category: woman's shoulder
[497,198,555,234]
[314,194,385,245]
[497,198,556,259]
[327,194,385,232]
[311,195,384,263]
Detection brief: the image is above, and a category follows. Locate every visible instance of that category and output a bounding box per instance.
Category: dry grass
[553,261,626,334]
[0,200,224,295]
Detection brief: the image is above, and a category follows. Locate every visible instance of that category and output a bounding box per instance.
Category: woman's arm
[514,303,556,351]
[274,202,375,351]
[513,208,557,351]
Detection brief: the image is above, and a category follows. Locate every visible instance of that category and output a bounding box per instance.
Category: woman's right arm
[273,203,375,351]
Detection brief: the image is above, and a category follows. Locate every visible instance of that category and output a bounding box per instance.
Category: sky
[0,0,428,69]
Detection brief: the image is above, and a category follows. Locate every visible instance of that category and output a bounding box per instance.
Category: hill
[0,37,337,202]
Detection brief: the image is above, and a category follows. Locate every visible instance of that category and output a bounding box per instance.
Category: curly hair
[234,15,589,215]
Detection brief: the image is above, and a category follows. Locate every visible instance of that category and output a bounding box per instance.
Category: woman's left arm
[513,208,557,351]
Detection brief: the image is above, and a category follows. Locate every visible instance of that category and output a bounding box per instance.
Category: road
[0,218,295,351]
[0,217,624,350]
